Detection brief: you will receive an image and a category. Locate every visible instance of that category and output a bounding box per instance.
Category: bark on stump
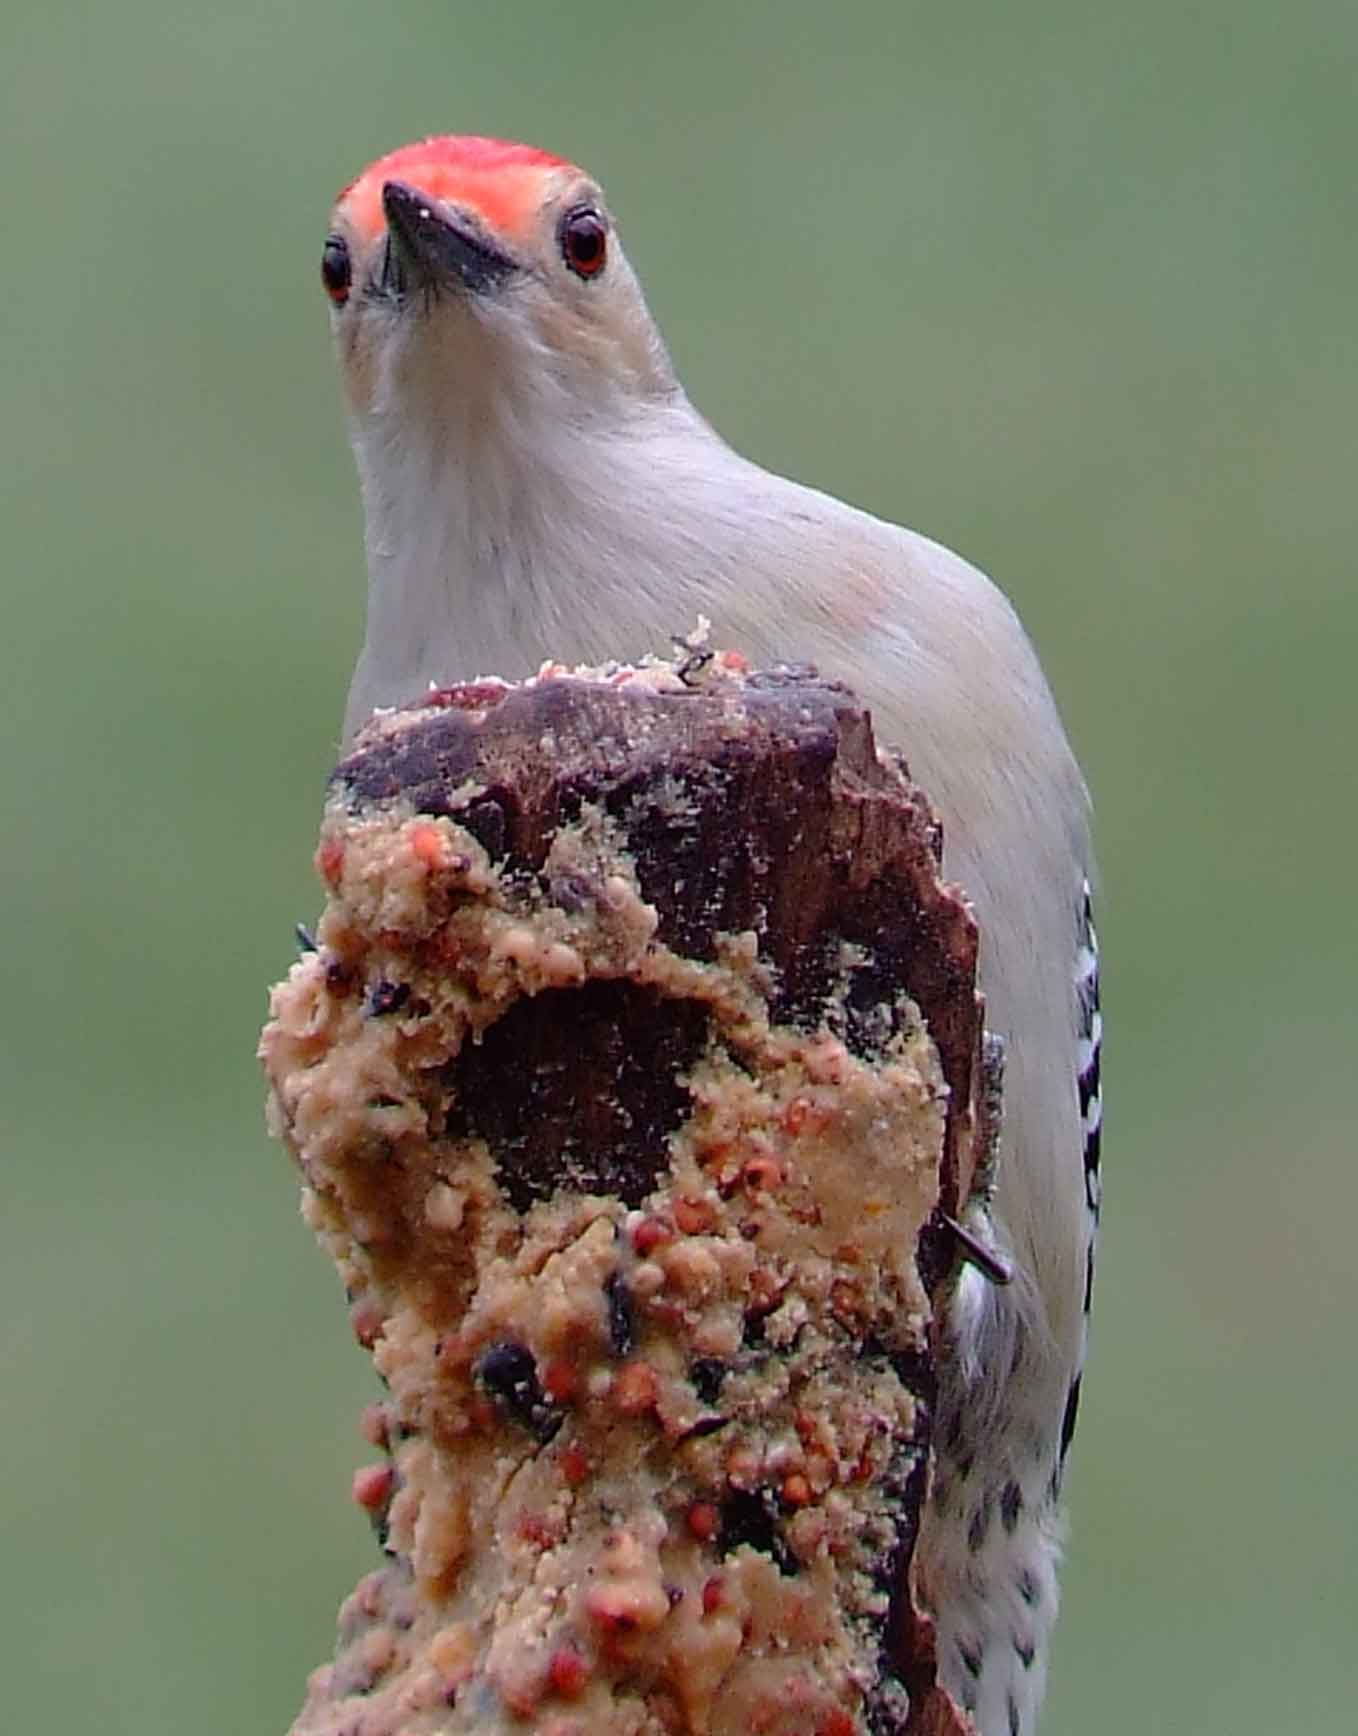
[261,663,991,1736]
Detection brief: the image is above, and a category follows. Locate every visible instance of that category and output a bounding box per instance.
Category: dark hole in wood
[443,980,710,1211]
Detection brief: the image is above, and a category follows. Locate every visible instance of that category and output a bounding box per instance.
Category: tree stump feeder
[260,658,994,1736]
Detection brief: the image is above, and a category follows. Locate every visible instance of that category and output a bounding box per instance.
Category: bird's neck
[343,383,729,740]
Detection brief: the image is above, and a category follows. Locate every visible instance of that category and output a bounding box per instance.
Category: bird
[318,132,1100,1736]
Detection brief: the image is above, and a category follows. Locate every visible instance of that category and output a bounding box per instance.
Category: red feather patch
[337,134,574,243]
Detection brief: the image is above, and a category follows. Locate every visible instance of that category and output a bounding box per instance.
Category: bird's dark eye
[321,235,352,305]
[560,209,607,279]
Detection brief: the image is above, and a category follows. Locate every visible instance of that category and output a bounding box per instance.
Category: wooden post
[261,660,992,1735]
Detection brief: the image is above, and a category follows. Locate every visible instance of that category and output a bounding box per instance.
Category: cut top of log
[335,665,988,1225]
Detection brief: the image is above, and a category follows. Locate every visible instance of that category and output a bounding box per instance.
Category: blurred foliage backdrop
[3,2,1354,1731]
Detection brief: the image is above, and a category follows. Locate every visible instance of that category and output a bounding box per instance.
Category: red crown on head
[337,135,575,243]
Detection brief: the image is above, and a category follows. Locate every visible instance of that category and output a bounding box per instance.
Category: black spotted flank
[1059,1373,1083,1464]
[1076,879,1103,1226]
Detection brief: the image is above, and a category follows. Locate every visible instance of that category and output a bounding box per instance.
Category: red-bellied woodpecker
[319,134,1101,1736]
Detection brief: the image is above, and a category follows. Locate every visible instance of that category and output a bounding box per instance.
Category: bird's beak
[380,180,519,298]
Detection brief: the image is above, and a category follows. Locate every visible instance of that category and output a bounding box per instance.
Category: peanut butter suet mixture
[262,659,974,1736]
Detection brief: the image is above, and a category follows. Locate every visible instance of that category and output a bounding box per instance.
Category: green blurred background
[3,1,1353,1730]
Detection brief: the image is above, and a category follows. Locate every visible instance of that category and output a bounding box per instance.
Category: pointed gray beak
[380,180,519,298]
